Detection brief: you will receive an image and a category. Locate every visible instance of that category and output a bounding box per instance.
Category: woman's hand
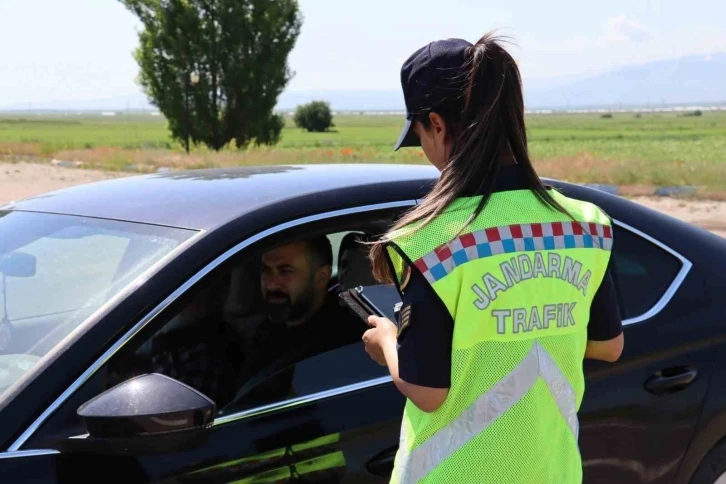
[362,315,449,412]
[362,316,398,366]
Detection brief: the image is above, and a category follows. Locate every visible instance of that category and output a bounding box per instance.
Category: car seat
[337,232,378,291]
[223,256,263,319]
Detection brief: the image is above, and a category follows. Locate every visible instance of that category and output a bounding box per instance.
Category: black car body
[0,164,725,484]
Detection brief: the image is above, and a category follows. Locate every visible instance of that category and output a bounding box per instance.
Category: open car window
[98,213,402,409]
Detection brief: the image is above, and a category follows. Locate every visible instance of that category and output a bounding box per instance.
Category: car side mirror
[58,373,215,456]
[0,252,36,278]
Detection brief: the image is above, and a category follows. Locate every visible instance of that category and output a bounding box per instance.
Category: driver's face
[261,241,316,316]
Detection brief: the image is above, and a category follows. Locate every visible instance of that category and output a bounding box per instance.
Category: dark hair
[370,32,572,283]
[306,235,333,269]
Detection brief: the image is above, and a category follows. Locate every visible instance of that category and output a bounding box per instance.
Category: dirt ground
[0,162,124,204]
[1,162,724,239]
[629,197,726,239]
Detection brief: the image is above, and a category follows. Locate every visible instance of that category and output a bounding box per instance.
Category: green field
[1,111,725,192]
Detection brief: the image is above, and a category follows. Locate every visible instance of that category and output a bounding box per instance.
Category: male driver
[235,236,360,403]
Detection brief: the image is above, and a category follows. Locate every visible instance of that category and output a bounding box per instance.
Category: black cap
[394,38,473,151]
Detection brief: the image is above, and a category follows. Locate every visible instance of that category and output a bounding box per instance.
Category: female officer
[362,33,624,484]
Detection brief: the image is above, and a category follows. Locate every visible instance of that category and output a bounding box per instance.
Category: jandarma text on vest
[472,251,592,310]
[470,251,591,335]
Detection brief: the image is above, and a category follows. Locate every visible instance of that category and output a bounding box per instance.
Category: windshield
[0,210,195,401]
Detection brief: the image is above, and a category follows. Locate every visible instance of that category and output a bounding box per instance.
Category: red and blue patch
[413,221,613,284]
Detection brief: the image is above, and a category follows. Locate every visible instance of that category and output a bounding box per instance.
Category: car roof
[2,164,441,230]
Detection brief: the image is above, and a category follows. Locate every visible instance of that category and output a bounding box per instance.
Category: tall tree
[121,0,302,151]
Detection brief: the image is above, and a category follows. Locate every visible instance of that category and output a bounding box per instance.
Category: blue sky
[1,0,724,107]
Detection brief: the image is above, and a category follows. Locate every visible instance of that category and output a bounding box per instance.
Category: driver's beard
[265,279,317,327]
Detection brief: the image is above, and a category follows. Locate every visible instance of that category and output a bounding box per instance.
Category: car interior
[106,223,399,411]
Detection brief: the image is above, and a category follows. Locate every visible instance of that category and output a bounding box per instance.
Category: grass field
[1,111,725,193]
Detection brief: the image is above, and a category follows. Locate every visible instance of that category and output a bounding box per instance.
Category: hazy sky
[1,0,724,107]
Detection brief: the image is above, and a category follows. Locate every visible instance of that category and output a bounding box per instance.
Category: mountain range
[523,53,726,109]
[2,53,724,112]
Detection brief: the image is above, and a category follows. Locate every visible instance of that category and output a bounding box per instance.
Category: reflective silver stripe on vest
[395,342,578,483]
[392,417,410,484]
[538,343,579,440]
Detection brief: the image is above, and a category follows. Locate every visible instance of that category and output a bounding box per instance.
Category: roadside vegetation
[1,111,725,195]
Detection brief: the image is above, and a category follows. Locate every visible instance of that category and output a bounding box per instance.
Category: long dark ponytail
[370,32,572,283]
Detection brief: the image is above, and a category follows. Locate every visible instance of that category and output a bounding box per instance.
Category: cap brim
[393,118,420,151]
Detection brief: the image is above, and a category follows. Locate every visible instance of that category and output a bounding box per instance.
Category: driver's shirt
[236,292,361,403]
[395,164,624,389]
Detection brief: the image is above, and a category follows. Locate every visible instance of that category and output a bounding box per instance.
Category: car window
[610,225,683,320]
[103,236,378,411]
[104,264,247,408]
[0,211,194,405]
[4,233,131,320]
[327,230,354,276]
[101,221,397,415]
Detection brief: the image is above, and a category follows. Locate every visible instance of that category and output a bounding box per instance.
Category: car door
[0,450,61,483]
[578,217,714,484]
[152,343,406,483]
[52,345,405,483]
[13,201,411,483]
[13,345,405,484]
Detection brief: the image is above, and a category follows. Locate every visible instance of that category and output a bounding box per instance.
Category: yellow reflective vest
[385,188,613,484]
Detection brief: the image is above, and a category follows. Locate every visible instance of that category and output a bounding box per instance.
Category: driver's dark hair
[306,235,333,269]
[369,32,573,283]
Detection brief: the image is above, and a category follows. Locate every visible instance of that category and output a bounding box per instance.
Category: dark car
[0,164,725,484]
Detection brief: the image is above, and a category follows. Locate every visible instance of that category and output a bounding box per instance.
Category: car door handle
[644,367,698,395]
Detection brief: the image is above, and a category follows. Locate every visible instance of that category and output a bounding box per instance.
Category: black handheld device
[339,285,401,328]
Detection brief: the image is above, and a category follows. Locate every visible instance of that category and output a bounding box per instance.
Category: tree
[120,0,302,151]
[294,101,334,132]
